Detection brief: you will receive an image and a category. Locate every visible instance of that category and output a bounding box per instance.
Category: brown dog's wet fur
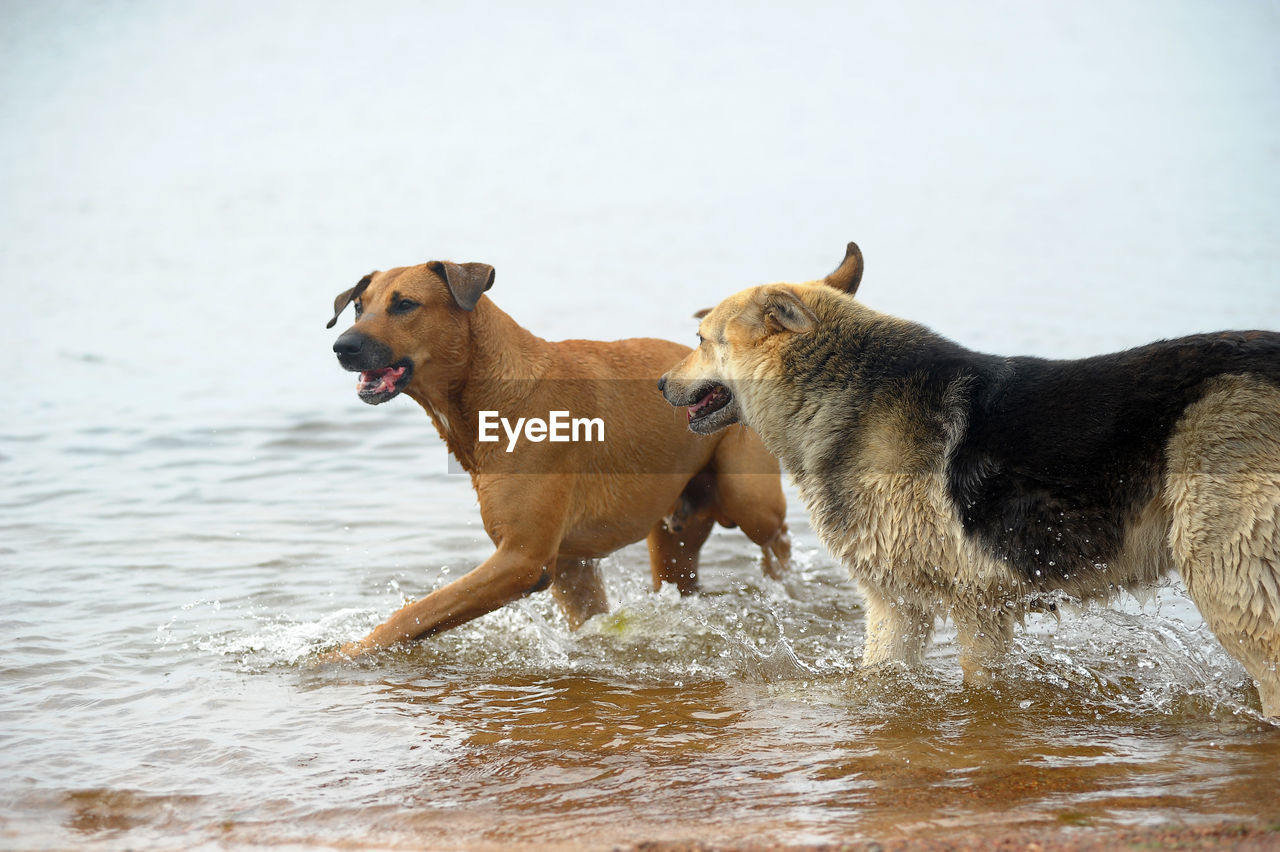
[322,260,790,659]
[660,242,1280,716]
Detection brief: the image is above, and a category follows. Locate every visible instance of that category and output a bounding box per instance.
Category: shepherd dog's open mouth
[687,383,731,421]
[684,382,738,433]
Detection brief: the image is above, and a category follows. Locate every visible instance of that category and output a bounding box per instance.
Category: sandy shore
[618,821,1280,851]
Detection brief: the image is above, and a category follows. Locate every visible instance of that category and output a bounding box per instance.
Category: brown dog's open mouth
[356,360,413,404]
[687,383,733,423]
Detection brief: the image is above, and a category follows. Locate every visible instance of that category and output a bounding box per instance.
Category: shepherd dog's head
[658,242,863,434]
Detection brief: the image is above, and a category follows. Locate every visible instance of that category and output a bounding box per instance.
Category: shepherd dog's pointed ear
[327,273,374,328]
[428,261,495,311]
[823,242,863,295]
[760,287,818,335]
[692,307,712,320]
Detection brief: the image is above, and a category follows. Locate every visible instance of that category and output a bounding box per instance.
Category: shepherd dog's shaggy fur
[659,243,1280,716]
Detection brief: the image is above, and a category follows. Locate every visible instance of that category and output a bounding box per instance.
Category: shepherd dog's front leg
[860,583,935,667]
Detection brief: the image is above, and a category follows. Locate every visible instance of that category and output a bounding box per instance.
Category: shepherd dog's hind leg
[1166,376,1280,717]
[1172,493,1280,717]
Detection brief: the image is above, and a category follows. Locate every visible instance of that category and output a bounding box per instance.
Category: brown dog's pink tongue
[380,365,405,391]
[359,366,406,394]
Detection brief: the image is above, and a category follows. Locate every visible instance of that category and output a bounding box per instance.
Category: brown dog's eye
[390,298,419,315]
[353,300,363,316]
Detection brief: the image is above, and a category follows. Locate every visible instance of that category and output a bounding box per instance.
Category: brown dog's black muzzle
[333,329,395,372]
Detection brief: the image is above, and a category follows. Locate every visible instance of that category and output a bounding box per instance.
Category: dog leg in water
[759,526,792,581]
[321,543,555,660]
[952,602,1016,685]
[860,583,935,667]
[709,426,793,581]
[646,513,715,595]
[550,556,609,631]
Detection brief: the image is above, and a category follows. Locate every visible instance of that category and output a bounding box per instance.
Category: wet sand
[19,734,1279,852]
[624,822,1280,852]
[28,796,1280,852]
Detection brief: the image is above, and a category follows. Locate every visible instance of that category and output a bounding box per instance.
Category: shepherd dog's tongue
[358,365,405,395]
[688,384,729,421]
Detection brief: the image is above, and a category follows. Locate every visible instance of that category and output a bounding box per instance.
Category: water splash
[164,546,1274,731]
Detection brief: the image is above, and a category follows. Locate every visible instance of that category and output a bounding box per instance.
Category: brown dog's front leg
[323,545,553,660]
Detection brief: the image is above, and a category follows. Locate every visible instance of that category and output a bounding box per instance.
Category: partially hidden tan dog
[322,259,790,659]
[659,242,1280,716]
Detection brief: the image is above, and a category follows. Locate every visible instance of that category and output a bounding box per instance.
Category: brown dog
[322,259,790,659]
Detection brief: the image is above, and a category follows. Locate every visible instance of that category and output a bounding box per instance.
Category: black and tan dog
[659,242,1280,715]
[322,259,790,659]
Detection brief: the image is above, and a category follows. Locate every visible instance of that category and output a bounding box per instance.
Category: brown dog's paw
[311,641,368,665]
[310,649,347,666]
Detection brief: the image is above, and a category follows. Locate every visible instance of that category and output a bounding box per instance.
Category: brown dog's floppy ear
[429,261,495,311]
[692,307,711,320]
[823,242,863,295]
[327,273,374,328]
[760,287,817,335]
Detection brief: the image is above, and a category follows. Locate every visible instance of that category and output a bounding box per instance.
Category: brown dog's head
[658,242,863,434]
[327,260,494,404]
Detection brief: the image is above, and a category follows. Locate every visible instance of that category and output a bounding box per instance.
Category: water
[2,2,1279,849]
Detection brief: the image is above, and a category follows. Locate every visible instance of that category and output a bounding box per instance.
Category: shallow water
[4,412,1279,850]
[3,2,1280,849]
